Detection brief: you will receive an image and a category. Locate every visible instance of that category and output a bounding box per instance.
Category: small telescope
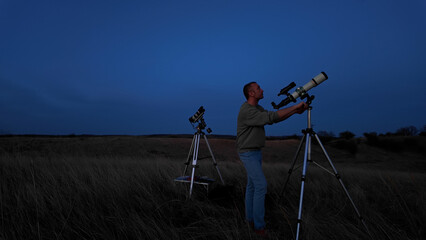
[272,72,328,109]
[189,106,212,133]
[189,106,205,123]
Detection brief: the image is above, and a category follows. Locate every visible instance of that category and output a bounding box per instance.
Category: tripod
[281,96,373,240]
[180,125,225,198]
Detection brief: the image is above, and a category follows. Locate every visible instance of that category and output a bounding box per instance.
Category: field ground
[0,135,425,239]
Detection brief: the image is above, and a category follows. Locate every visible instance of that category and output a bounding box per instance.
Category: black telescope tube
[272,96,295,109]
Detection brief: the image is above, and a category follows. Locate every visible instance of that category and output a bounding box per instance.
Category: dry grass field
[0,135,425,239]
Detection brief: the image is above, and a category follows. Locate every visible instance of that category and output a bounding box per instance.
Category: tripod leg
[296,133,311,240]
[279,133,306,198]
[183,134,197,176]
[313,133,374,239]
[189,133,201,198]
[203,134,225,184]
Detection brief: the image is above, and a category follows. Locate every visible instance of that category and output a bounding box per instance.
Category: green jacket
[236,102,280,152]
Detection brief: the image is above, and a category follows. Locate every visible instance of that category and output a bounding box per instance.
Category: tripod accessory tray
[174,176,215,192]
[174,176,215,185]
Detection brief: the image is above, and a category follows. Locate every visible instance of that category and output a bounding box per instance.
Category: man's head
[243,82,264,101]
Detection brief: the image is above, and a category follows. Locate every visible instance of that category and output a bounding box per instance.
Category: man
[236,82,307,235]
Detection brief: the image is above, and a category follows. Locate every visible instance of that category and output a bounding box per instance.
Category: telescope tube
[271,72,328,109]
[288,72,328,100]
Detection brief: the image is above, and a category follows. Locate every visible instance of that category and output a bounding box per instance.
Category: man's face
[249,83,264,100]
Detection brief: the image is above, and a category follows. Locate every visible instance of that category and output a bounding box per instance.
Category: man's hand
[276,101,308,121]
[296,102,308,114]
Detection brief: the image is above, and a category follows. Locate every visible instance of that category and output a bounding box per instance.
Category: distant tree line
[314,125,426,155]
[317,124,426,140]
[1,125,425,139]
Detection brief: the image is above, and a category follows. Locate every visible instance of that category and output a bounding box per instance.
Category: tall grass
[0,136,424,239]
[265,165,426,240]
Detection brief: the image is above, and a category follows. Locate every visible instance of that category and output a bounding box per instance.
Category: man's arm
[276,102,308,121]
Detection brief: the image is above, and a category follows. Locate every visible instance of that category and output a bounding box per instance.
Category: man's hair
[243,82,256,100]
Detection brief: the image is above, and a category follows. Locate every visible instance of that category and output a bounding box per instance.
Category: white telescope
[290,72,328,100]
[272,72,328,109]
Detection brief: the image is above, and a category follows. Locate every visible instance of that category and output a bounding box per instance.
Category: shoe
[254,228,268,238]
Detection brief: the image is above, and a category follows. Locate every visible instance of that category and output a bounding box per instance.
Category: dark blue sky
[1,0,425,136]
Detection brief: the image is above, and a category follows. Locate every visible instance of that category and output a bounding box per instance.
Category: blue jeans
[239,150,267,230]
